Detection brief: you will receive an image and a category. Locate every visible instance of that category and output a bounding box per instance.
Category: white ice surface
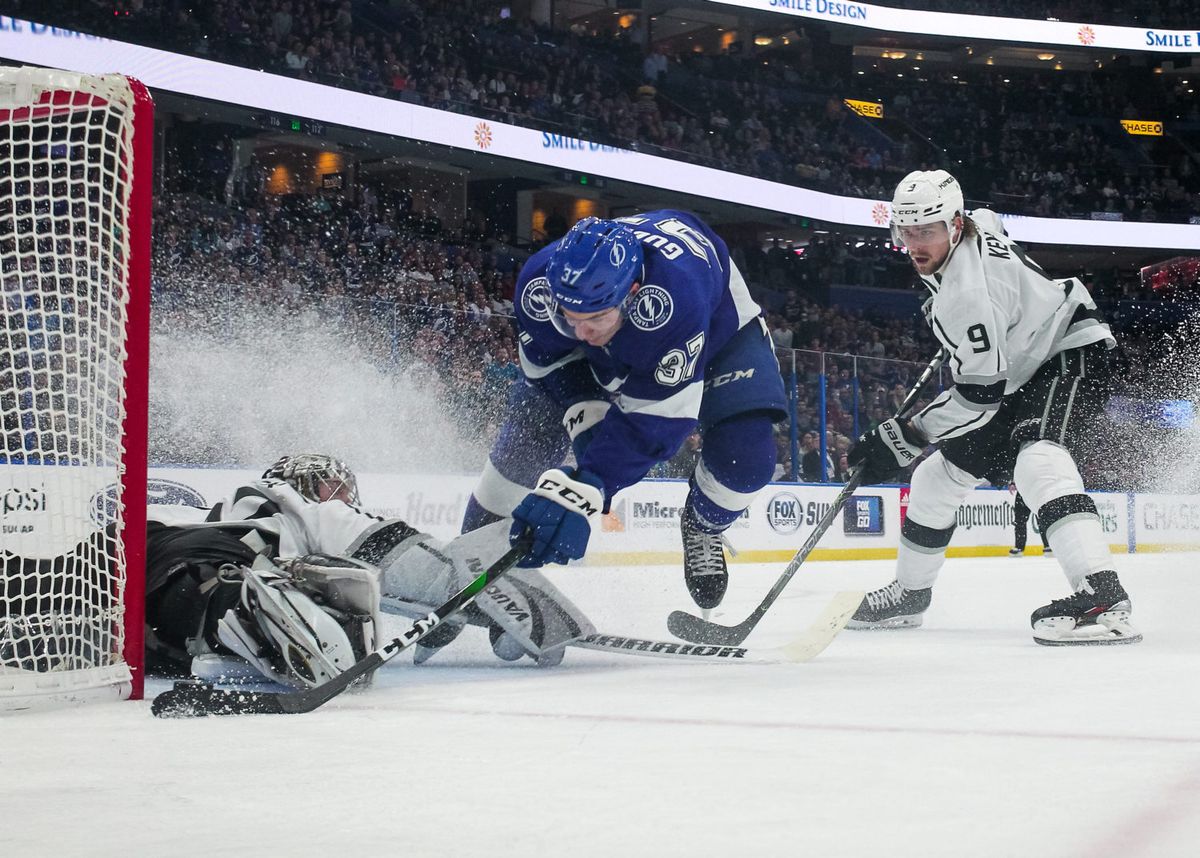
[4,554,1199,858]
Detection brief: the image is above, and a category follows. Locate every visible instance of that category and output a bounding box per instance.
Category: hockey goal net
[0,67,151,709]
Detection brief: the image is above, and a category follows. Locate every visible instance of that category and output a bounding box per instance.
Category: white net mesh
[0,68,142,705]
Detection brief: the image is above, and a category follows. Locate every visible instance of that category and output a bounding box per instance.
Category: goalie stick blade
[151,681,286,717]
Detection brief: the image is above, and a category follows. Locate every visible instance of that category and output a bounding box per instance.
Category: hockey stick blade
[151,539,531,717]
[666,474,864,645]
[668,350,947,646]
[577,591,861,664]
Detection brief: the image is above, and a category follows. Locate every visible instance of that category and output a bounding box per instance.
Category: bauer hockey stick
[667,349,948,646]
[151,537,533,717]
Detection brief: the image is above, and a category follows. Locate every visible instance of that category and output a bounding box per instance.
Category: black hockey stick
[151,537,533,717]
[666,350,948,646]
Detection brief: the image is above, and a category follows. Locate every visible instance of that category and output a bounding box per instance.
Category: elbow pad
[563,400,610,460]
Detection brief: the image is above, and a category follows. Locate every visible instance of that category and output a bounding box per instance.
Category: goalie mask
[889,169,965,259]
[264,454,359,505]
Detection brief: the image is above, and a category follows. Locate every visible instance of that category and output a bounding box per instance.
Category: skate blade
[1033,613,1142,646]
[846,614,924,630]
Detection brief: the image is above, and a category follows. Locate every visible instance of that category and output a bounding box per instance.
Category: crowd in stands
[19,0,1188,486]
[32,0,1200,223]
[145,157,991,488]
[148,142,1184,488]
[149,127,956,482]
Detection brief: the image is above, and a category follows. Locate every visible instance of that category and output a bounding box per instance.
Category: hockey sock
[1038,495,1111,590]
[688,413,777,531]
[894,452,977,589]
[896,517,956,590]
[1014,441,1113,588]
[462,482,508,532]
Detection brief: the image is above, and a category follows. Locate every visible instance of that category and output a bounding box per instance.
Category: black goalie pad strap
[349,520,422,565]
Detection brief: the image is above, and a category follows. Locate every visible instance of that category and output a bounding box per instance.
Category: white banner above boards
[706,0,1200,54]
[1,19,1198,250]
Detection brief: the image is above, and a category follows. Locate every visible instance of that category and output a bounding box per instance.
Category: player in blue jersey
[461,212,787,609]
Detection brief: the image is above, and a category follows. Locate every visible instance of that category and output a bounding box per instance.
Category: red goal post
[0,66,151,709]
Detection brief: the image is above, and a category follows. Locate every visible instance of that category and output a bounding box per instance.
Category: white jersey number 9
[966,323,992,354]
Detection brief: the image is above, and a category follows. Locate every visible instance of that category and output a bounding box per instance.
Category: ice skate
[1031,570,1141,646]
[847,580,931,629]
[1008,547,1023,557]
[681,506,729,610]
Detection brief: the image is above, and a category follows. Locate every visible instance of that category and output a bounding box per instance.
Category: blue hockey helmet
[545,217,643,315]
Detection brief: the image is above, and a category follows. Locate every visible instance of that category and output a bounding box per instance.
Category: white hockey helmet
[889,169,965,248]
[264,453,359,505]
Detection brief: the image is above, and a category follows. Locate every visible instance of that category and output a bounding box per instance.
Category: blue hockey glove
[849,418,926,485]
[510,469,605,568]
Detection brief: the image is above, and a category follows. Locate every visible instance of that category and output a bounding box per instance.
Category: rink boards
[143,467,1200,564]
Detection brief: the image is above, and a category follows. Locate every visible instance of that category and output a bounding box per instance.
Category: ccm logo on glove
[534,473,601,518]
[511,468,606,567]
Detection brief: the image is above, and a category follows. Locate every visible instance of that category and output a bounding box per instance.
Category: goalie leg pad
[445,522,596,664]
[283,553,380,655]
[215,564,364,689]
[378,538,475,662]
[378,522,595,664]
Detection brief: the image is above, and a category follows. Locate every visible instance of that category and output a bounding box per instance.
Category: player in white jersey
[144,455,592,688]
[847,170,1140,645]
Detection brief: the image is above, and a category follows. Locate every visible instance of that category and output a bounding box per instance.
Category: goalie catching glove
[510,468,604,567]
[849,418,926,485]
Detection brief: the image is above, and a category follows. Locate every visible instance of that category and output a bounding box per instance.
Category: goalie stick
[667,350,948,646]
[150,537,532,717]
[573,590,862,664]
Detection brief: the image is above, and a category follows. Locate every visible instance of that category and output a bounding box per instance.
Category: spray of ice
[1129,315,1200,493]
[148,301,487,474]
